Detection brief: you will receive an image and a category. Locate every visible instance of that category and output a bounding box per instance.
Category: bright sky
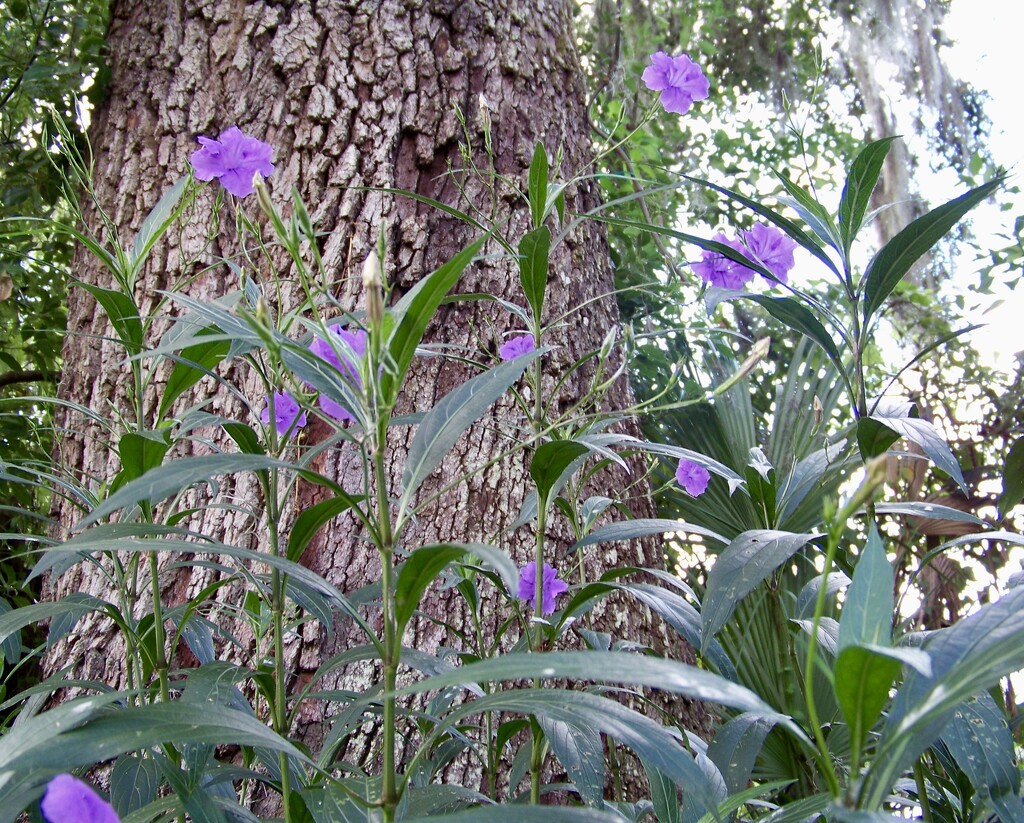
[938,0,1024,373]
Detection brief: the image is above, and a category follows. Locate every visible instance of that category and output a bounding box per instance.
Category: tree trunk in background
[48,0,707,799]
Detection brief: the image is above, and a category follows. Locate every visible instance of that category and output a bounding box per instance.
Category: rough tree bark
[48,0,707,802]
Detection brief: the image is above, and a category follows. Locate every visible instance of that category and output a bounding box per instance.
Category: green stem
[371,412,400,822]
[804,461,886,799]
[914,758,934,823]
[529,500,548,803]
[265,467,293,823]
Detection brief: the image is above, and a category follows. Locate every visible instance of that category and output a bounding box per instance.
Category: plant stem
[529,499,548,803]
[804,460,886,799]
[372,413,399,822]
[914,759,934,823]
[266,468,294,823]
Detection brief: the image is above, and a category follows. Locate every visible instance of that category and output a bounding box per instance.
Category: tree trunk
[48,0,706,803]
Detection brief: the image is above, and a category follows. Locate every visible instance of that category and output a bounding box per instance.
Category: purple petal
[41,774,120,823]
[516,561,568,615]
[498,334,535,361]
[189,126,275,196]
[659,86,696,115]
[318,394,356,423]
[676,459,711,497]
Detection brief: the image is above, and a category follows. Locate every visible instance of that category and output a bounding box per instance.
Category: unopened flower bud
[254,295,271,328]
[363,252,384,331]
[253,172,273,217]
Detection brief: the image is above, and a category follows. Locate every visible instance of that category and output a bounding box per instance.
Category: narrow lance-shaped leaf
[838,137,897,254]
[838,524,893,650]
[530,439,589,504]
[868,404,966,493]
[130,174,190,280]
[998,436,1024,518]
[76,453,306,529]
[394,650,806,744]
[518,225,550,324]
[395,545,469,635]
[81,284,143,355]
[861,176,1003,324]
[702,530,822,649]
[157,331,231,419]
[773,172,844,254]
[863,582,1024,807]
[401,350,538,508]
[528,141,549,229]
[382,233,488,405]
[743,294,848,389]
[940,691,1022,821]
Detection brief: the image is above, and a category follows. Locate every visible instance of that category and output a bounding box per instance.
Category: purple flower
[190,126,275,197]
[499,334,536,361]
[308,326,367,422]
[260,392,307,436]
[642,51,710,115]
[41,774,120,823]
[676,458,710,496]
[517,561,569,616]
[691,233,754,290]
[740,223,799,285]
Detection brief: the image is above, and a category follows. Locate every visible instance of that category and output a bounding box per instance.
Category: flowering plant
[0,33,1016,823]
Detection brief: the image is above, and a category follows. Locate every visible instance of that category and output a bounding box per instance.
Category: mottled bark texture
[49,0,707,799]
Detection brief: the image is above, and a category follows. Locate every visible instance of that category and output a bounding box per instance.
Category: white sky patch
[936,0,1024,374]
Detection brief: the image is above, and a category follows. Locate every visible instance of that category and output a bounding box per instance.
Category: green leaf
[0,693,122,805]
[0,592,110,648]
[941,691,1022,820]
[835,645,902,764]
[838,137,897,254]
[773,172,843,253]
[861,176,1003,324]
[701,530,822,649]
[517,226,550,323]
[528,141,549,229]
[401,351,537,507]
[110,754,159,816]
[118,430,171,484]
[536,716,605,806]
[998,436,1024,518]
[287,495,361,562]
[29,535,363,630]
[396,650,802,740]
[838,525,893,650]
[76,453,301,528]
[382,234,488,405]
[395,544,467,634]
[706,714,774,794]
[744,295,847,381]
[158,331,231,419]
[867,401,966,492]
[222,422,265,456]
[428,688,724,818]
[8,701,309,776]
[404,808,625,823]
[530,439,589,503]
[570,518,729,552]
[875,502,986,528]
[81,283,143,355]
[865,583,1024,806]
[644,755,681,823]
[615,582,737,681]
[130,175,189,281]
[856,417,900,460]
